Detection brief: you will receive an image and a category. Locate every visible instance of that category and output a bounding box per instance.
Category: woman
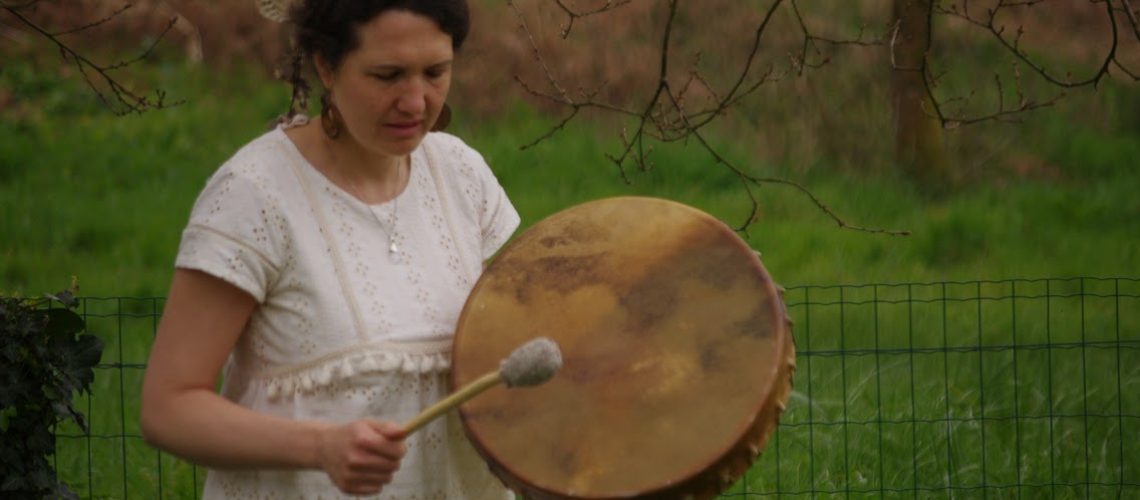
[139,1,520,498]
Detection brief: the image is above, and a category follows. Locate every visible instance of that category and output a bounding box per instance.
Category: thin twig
[2,1,179,114]
[51,4,130,36]
[512,0,1132,232]
[936,0,1118,88]
[519,107,580,150]
[1122,0,1140,40]
[551,0,632,38]
[510,0,919,234]
[662,87,910,235]
[510,0,910,234]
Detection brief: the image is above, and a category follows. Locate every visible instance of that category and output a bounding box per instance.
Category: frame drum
[452,197,795,499]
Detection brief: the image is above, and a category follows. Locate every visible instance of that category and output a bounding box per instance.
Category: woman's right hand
[317,420,408,496]
[142,270,409,492]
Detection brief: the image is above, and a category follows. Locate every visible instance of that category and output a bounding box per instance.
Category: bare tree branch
[1117,0,1140,79]
[509,0,1135,232]
[936,0,1118,88]
[1114,57,1140,79]
[2,0,181,115]
[664,87,910,236]
[51,4,131,36]
[0,0,39,9]
[507,2,639,117]
[941,66,1066,127]
[886,0,1119,128]
[789,0,892,74]
[551,0,632,38]
[1118,0,1140,40]
[510,0,909,235]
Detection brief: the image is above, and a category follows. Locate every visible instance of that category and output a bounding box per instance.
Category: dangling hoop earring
[431,103,451,132]
[320,92,342,139]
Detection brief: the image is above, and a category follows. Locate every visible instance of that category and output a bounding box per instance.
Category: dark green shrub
[0,285,103,499]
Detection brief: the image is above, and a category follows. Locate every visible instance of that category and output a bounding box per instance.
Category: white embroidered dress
[175,126,520,499]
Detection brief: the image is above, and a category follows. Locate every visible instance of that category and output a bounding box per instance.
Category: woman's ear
[313,54,335,89]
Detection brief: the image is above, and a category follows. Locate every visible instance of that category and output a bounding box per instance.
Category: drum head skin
[452,197,794,499]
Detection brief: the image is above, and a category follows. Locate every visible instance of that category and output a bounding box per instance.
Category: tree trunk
[891,0,949,190]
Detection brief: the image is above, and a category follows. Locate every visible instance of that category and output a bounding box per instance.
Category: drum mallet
[402,337,562,434]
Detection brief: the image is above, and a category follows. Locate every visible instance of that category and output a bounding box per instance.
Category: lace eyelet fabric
[176,126,520,499]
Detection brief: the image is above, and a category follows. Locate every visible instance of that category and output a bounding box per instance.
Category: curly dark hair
[276,0,470,124]
[292,0,469,68]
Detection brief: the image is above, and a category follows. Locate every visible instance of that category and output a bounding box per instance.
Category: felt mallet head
[499,337,563,387]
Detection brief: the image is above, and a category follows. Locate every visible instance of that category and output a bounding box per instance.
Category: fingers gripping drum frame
[451,197,796,499]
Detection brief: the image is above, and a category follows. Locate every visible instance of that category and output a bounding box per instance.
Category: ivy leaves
[0,289,103,499]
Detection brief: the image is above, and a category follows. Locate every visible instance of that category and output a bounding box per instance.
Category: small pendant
[389,241,401,263]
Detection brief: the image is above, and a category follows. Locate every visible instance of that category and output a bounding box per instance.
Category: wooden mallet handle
[400,337,562,435]
[402,371,502,434]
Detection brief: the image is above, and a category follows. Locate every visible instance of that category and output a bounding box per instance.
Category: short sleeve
[465,150,520,260]
[175,161,286,302]
[475,166,520,260]
[428,132,521,261]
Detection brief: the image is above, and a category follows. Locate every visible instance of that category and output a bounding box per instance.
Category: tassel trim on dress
[258,340,453,399]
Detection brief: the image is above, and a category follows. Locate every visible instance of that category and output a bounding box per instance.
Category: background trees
[499,1,1137,211]
[2,0,1137,250]
[6,1,1135,181]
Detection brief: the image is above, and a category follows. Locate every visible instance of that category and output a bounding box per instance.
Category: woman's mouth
[386,121,422,137]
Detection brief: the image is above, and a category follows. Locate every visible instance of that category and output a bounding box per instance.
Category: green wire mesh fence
[55,277,1140,498]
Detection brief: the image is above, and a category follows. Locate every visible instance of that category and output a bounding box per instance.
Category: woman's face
[317,10,454,158]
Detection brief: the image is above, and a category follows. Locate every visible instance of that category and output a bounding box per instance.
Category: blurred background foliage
[2,4,1136,497]
[1,0,1137,297]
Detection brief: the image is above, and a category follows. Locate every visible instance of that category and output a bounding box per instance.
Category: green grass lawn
[3,62,1137,298]
[2,55,1137,498]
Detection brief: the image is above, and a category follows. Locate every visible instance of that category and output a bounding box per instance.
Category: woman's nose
[396,82,427,115]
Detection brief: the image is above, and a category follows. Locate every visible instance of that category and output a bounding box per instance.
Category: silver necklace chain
[343,159,407,264]
[370,196,401,264]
